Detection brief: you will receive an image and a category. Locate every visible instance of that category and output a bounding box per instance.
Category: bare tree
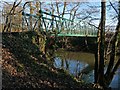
[94,0,120,88]
[2,0,22,32]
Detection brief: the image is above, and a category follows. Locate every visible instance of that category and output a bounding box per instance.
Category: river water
[54,50,120,89]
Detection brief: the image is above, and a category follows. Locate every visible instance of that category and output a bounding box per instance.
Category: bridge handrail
[22,12,62,22]
[39,10,73,22]
[22,10,73,23]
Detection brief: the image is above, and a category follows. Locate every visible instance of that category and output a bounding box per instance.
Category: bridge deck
[57,33,97,37]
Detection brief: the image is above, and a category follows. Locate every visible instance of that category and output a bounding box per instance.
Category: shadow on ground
[2,31,85,89]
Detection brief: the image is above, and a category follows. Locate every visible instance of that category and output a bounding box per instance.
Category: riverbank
[54,35,120,54]
[54,49,120,89]
[54,36,97,53]
[2,32,95,89]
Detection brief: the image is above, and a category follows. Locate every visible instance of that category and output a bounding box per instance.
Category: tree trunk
[94,0,106,88]
[94,21,101,84]
[94,0,120,88]
[29,2,33,31]
[104,1,120,86]
[98,0,106,86]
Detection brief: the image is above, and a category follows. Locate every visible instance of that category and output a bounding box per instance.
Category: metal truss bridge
[22,7,98,37]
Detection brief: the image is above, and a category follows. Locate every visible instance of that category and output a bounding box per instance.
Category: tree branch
[109,0,118,15]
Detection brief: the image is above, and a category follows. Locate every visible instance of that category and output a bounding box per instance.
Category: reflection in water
[109,69,120,88]
[54,50,120,88]
[54,57,89,76]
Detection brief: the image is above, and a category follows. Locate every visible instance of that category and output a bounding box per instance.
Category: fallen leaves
[2,32,83,88]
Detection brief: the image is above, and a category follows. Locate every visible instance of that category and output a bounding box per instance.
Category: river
[54,49,120,89]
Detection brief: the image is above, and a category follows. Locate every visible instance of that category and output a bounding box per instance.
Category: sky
[0,0,118,26]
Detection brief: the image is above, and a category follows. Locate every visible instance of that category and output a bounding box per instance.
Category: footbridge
[22,5,98,37]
